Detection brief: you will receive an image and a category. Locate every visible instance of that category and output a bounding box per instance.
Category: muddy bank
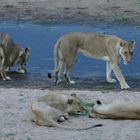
[0,72,140,92]
[0,0,140,25]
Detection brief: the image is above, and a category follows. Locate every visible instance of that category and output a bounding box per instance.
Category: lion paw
[6,76,11,80]
[54,79,62,84]
[57,79,62,83]
[121,83,130,90]
[70,80,75,84]
[17,68,25,74]
[107,78,116,83]
[58,116,65,122]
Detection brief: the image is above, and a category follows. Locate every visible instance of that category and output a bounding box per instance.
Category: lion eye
[124,52,128,55]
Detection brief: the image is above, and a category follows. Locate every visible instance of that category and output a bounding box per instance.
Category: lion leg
[0,65,11,81]
[64,64,75,84]
[0,48,11,80]
[0,48,6,80]
[0,58,10,80]
[3,67,11,80]
[5,67,11,72]
[106,61,116,83]
[111,63,130,89]
[0,65,5,81]
[63,112,69,120]
[0,70,6,81]
[55,60,63,84]
[1,67,11,80]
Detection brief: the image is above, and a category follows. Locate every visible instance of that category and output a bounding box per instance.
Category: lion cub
[89,99,140,119]
[30,93,102,129]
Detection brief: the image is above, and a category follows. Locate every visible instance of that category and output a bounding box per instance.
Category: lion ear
[120,41,125,46]
[70,93,76,98]
[25,47,31,53]
[131,40,135,45]
[96,100,102,105]
[68,99,73,104]
[130,40,135,50]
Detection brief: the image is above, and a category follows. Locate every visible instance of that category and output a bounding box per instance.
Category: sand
[0,88,140,140]
[0,0,140,140]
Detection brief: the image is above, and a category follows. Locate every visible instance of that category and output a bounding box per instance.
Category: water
[0,22,140,90]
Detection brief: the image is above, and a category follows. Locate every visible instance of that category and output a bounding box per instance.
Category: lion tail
[47,39,61,79]
[53,39,61,74]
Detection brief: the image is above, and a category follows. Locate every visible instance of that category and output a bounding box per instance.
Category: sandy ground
[0,0,140,25]
[0,0,140,140]
[0,88,140,140]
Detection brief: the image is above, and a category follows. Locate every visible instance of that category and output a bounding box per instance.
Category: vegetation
[115,15,129,22]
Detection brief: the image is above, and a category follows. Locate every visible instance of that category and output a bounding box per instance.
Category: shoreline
[0,72,139,92]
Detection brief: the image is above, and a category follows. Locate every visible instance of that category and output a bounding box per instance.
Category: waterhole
[0,22,140,90]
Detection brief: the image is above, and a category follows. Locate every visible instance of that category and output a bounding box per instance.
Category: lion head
[16,47,30,73]
[119,40,135,65]
[66,94,84,114]
[18,47,30,67]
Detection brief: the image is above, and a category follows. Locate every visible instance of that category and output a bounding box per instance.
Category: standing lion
[54,32,135,89]
[0,32,30,80]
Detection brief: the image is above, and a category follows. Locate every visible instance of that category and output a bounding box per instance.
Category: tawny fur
[30,93,102,130]
[0,32,30,80]
[90,99,140,119]
[54,32,135,89]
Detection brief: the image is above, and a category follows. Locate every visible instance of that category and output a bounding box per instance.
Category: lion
[37,93,84,114]
[0,32,30,80]
[53,32,135,89]
[30,93,102,130]
[89,99,140,119]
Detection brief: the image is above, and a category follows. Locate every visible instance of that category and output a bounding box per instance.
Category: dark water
[0,22,140,90]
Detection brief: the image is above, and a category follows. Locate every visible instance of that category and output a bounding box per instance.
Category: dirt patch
[0,0,140,25]
[0,88,140,140]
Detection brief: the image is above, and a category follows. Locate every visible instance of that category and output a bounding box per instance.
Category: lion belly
[94,100,140,119]
[78,48,110,61]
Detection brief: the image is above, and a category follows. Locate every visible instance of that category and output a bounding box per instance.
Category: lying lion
[89,99,140,119]
[30,93,102,130]
[53,32,135,89]
[0,32,30,80]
